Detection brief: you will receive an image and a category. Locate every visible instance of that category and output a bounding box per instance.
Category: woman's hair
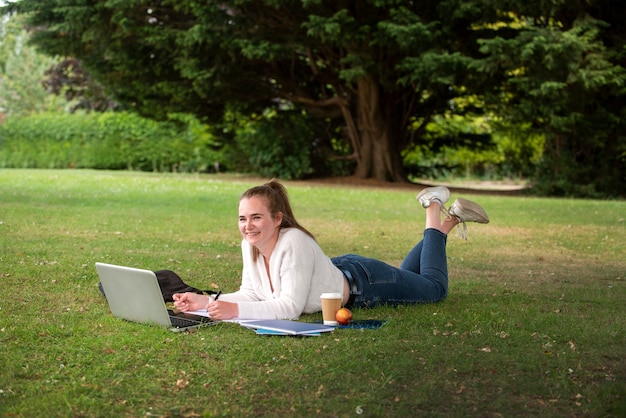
[241,180,315,260]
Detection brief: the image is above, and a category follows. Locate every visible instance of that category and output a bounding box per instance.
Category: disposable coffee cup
[320,292,343,326]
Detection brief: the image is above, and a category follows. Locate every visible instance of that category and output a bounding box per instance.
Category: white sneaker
[448,198,489,239]
[416,186,450,209]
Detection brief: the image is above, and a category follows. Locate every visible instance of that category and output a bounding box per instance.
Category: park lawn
[0,169,624,417]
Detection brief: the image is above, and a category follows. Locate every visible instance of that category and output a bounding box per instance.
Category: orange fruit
[335,308,352,325]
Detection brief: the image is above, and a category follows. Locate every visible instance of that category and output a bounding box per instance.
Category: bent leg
[333,233,448,307]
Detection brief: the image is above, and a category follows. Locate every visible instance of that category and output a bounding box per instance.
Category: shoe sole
[452,198,489,223]
[416,186,450,207]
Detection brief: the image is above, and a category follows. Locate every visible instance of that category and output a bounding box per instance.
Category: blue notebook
[240,319,335,335]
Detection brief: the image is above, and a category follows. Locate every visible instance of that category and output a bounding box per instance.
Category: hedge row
[0,112,222,172]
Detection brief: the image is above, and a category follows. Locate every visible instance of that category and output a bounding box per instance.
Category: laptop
[96,262,218,332]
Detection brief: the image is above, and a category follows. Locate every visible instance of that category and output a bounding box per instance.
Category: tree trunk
[345,75,406,182]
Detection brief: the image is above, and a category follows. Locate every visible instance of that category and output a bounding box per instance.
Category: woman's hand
[172,292,208,312]
[206,300,239,320]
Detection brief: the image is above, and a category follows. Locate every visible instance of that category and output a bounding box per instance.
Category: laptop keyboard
[170,316,202,327]
[167,310,216,328]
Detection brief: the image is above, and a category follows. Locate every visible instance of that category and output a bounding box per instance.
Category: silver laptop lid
[96,262,172,327]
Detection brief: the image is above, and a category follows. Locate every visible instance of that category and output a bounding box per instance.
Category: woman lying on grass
[173,180,489,320]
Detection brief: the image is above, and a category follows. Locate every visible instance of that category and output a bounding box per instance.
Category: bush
[403,114,543,181]
[221,108,352,180]
[0,112,223,172]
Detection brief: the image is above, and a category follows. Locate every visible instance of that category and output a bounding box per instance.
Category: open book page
[239,319,335,335]
[185,309,258,324]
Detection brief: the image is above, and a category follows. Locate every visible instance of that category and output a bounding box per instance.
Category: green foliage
[222,109,307,179]
[474,12,626,197]
[0,108,355,179]
[492,123,545,178]
[3,0,517,182]
[404,108,546,180]
[221,107,352,179]
[2,1,625,194]
[0,112,223,172]
[0,13,63,116]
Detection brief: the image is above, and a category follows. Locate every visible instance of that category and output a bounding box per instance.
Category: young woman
[173,181,489,320]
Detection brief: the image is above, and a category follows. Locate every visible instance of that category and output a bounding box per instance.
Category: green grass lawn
[1,169,624,417]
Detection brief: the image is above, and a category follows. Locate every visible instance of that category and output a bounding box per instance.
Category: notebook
[95,262,218,332]
[239,319,335,336]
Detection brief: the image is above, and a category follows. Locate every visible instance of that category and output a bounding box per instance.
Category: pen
[214,290,222,301]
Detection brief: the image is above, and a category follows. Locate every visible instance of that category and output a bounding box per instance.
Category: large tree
[5,0,625,189]
[475,0,626,196]
[5,0,504,181]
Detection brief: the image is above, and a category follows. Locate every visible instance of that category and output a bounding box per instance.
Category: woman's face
[238,196,282,254]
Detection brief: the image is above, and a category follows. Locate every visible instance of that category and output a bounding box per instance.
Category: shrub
[221,108,352,180]
[0,112,223,172]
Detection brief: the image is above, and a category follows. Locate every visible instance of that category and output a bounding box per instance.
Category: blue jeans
[331,228,448,308]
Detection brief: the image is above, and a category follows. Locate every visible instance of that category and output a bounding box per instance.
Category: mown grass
[0,169,624,417]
